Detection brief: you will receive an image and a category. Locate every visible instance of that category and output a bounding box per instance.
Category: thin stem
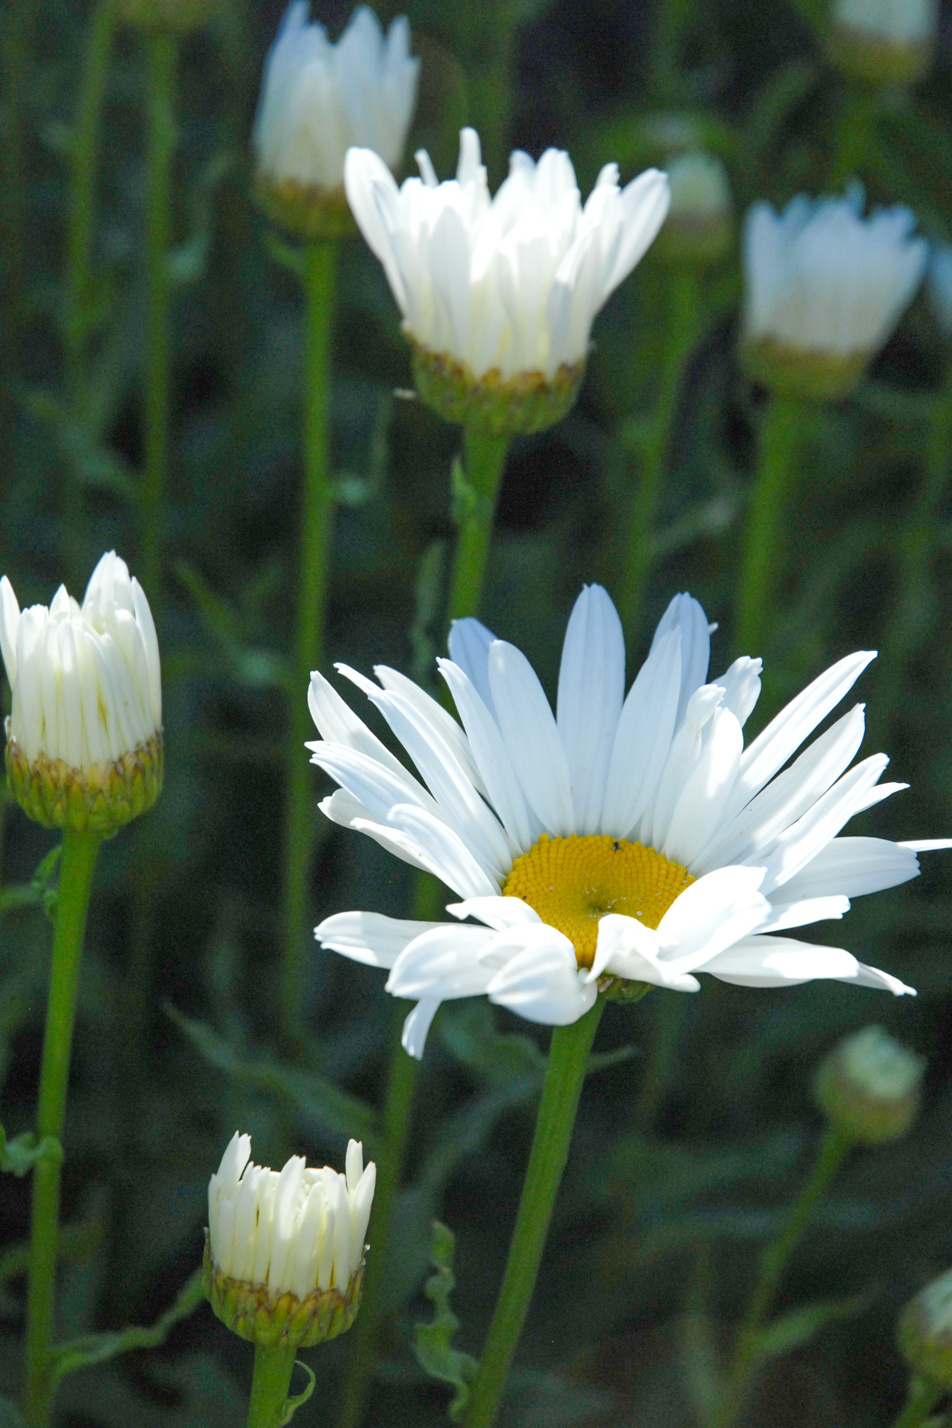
[247,1342,298,1428]
[829,85,876,189]
[23,829,102,1428]
[63,0,116,587]
[893,1376,945,1428]
[651,0,693,101]
[735,392,804,658]
[617,266,697,642]
[464,1000,606,1428]
[280,237,338,1046]
[715,1126,851,1428]
[448,427,509,624]
[337,1000,420,1428]
[142,30,177,610]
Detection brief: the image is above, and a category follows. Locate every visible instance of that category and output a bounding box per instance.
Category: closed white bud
[344,127,670,434]
[0,553,162,834]
[899,1268,952,1390]
[742,189,927,399]
[253,3,419,240]
[204,1133,375,1348]
[830,0,938,85]
[814,1024,925,1144]
[656,149,733,266]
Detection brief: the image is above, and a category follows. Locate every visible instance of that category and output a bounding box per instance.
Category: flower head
[656,149,733,267]
[205,1133,375,1347]
[814,1024,925,1143]
[899,1268,952,1390]
[0,552,162,834]
[742,189,927,399]
[344,128,670,433]
[253,3,419,239]
[830,0,937,84]
[311,584,947,1058]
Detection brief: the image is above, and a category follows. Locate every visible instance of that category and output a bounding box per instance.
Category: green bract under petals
[6,731,163,837]
[203,1239,364,1349]
[255,175,358,243]
[742,337,870,401]
[410,340,585,437]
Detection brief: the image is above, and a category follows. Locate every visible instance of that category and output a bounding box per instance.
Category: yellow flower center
[502,833,695,969]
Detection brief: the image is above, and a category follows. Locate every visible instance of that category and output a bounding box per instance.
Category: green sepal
[6,732,163,836]
[203,1240,365,1348]
[255,175,357,243]
[411,340,584,436]
[828,25,932,86]
[412,1221,478,1422]
[743,337,868,402]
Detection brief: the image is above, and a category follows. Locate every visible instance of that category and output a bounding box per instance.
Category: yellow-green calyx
[255,175,358,243]
[828,25,933,86]
[112,0,219,30]
[743,337,869,401]
[410,341,585,437]
[5,730,163,836]
[898,1270,952,1391]
[203,1239,364,1349]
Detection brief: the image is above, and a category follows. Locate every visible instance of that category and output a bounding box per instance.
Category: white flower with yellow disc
[312,586,947,1058]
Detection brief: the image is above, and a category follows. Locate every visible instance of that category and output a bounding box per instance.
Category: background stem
[23,829,102,1428]
[735,391,804,657]
[280,237,338,1046]
[142,29,177,611]
[448,427,509,624]
[247,1342,297,1428]
[464,1001,606,1428]
[893,1376,945,1428]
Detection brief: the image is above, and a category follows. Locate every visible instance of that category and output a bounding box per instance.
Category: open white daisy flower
[312,586,946,1059]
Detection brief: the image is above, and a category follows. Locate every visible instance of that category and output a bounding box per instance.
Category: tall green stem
[735,392,805,658]
[617,267,697,641]
[651,0,693,101]
[280,238,338,1044]
[142,30,176,609]
[23,829,102,1428]
[448,427,509,624]
[714,1126,851,1428]
[893,1376,945,1428]
[464,1000,605,1428]
[247,1343,297,1428]
[829,85,876,189]
[63,0,116,586]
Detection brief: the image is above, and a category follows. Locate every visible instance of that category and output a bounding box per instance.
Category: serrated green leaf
[755,1290,870,1360]
[0,1124,62,1177]
[412,1222,478,1421]
[165,1004,378,1148]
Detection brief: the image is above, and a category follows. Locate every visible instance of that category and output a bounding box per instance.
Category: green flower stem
[142,29,177,609]
[714,1125,851,1428]
[247,1342,298,1428]
[448,427,509,625]
[23,829,102,1428]
[280,237,338,1046]
[337,999,420,1428]
[617,266,698,641]
[829,85,876,189]
[465,1000,606,1428]
[735,391,805,658]
[651,0,693,101]
[872,360,952,745]
[893,1376,945,1428]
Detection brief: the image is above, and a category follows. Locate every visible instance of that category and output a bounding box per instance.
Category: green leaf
[412,1222,478,1421]
[409,538,448,690]
[0,1124,62,1177]
[754,1291,870,1360]
[31,846,62,922]
[279,1362,316,1425]
[165,1004,378,1149]
[265,232,305,278]
[438,1000,545,1086]
[49,1266,205,1389]
[0,883,42,916]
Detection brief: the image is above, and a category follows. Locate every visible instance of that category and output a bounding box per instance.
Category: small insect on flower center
[502,833,695,968]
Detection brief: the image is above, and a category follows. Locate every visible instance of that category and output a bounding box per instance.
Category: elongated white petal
[702,934,915,995]
[446,895,543,930]
[386,924,498,998]
[757,894,851,933]
[656,865,770,965]
[315,910,446,969]
[556,585,626,833]
[589,914,701,990]
[489,640,575,835]
[486,928,596,1024]
[402,998,440,1058]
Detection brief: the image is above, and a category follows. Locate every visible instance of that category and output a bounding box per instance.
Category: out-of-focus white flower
[814,1024,925,1143]
[928,243,952,338]
[205,1133,376,1347]
[742,189,927,398]
[344,128,669,433]
[830,0,937,84]
[0,552,162,833]
[311,583,950,1059]
[253,2,419,239]
[656,149,733,266]
[899,1268,952,1391]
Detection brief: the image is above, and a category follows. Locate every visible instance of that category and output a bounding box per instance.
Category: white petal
[386,923,497,999]
[488,640,575,835]
[778,836,920,901]
[702,934,914,995]
[447,617,498,716]
[649,592,711,728]
[385,803,500,898]
[755,755,891,893]
[656,864,770,965]
[402,998,441,1059]
[757,894,851,933]
[486,927,596,1025]
[600,629,682,837]
[446,895,543,930]
[315,910,446,969]
[556,585,626,834]
[589,914,700,990]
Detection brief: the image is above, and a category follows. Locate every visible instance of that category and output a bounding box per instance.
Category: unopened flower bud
[742,189,927,400]
[204,1133,375,1349]
[253,3,419,241]
[898,1268,952,1390]
[813,1024,924,1144]
[655,150,733,267]
[829,0,938,86]
[0,553,162,836]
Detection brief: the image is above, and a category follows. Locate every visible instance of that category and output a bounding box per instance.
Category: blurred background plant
[1,0,952,1424]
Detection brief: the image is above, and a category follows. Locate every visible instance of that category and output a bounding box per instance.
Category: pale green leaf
[412,1221,478,1421]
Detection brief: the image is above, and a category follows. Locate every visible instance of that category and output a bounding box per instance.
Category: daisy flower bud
[253,3,419,241]
[655,149,733,268]
[899,1268,952,1390]
[205,1133,375,1349]
[344,128,670,435]
[814,1024,925,1144]
[829,0,938,86]
[742,189,927,399]
[0,553,162,836]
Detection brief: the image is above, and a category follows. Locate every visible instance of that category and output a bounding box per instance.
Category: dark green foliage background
[1,0,952,1423]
